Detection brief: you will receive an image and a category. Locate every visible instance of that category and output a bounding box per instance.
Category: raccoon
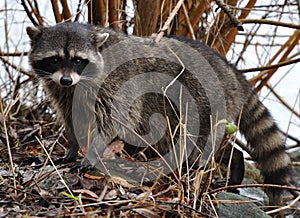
[26,22,292,205]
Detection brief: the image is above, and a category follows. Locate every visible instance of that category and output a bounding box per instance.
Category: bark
[133,0,161,36]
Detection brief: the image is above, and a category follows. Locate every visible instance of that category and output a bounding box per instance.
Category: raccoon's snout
[51,71,81,87]
[60,76,73,86]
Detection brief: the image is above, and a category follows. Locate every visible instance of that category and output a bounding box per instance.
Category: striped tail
[239,92,292,205]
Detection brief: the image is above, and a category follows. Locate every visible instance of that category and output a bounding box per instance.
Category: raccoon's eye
[50,56,61,64]
[73,57,82,65]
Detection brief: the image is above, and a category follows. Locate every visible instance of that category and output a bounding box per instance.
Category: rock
[216,192,271,218]
[290,148,300,186]
[239,178,268,203]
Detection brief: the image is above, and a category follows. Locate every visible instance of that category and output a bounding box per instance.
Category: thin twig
[240,57,300,73]
[0,56,33,77]
[182,3,196,40]
[0,91,17,193]
[36,137,74,197]
[240,19,300,29]
[74,0,83,22]
[209,183,300,194]
[265,83,300,118]
[20,0,38,26]
[26,0,43,25]
[215,0,244,31]
[156,0,184,42]
[252,30,300,92]
[0,51,28,56]
[36,126,65,180]
[266,193,300,215]
[282,130,300,145]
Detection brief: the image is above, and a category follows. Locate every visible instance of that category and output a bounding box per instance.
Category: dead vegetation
[0,0,299,217]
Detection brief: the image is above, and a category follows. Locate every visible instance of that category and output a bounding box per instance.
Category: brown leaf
[73,189,99,199]
[102,140,124,160]
[104,189,117,200]
[131,207,161,218]
[109,176,135,189]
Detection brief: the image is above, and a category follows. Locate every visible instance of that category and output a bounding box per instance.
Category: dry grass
[0,0,299,217]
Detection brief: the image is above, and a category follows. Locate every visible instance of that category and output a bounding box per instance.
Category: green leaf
[225,123,237,134]
[61,192,79,201]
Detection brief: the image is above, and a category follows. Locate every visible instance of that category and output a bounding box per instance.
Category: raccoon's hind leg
[215,142,245,194]
[239,93,292,205]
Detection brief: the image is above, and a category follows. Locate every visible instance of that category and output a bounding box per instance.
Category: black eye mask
[32,56,89,76]
[71,57,89,75]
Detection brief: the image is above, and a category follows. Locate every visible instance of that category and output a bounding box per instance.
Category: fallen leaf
[109,176,135,188]
[104,189,117,200]
[73,189,99,199]
[102,140,124,159]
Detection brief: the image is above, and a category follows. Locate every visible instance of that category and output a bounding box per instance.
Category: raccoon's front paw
[53,156,74,165]
[53,153,77,165]
[70,158,93,173]
[53,144,79,165]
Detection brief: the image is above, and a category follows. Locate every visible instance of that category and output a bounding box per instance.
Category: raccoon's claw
[52,154,77,165]
[53,156,72,165]
[69,158,93,173]
[53,145,79,165]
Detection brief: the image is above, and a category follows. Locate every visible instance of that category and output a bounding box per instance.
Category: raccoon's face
[26,23,109,87]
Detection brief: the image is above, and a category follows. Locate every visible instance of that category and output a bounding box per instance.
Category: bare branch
[20,0,38,26]
[134,0,160,36]
[156,0,184,42]
[240,19,300,29]
[240,57,300,73]
[265,83,300,118]
[60,0,72,22]
[215,0,244,30]
[0,56,33,78]
[51,0,62,23]
[109,0,119,30]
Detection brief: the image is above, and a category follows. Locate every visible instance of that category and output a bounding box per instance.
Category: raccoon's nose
[60,76,73,86]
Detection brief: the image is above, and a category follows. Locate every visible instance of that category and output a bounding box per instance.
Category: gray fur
[27,23,292,205]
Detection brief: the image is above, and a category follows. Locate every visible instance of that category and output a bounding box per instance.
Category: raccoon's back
[103,34,291,196]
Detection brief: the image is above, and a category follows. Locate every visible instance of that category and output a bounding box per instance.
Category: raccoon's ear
[26,26,42,41]
[93,32,109,48]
